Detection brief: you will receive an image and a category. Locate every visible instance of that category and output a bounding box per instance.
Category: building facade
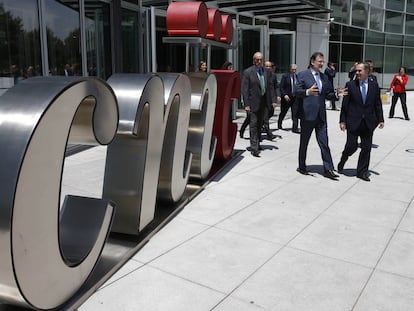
[0,0,412,96]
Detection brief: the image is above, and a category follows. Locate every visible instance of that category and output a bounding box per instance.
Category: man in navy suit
[338,62,384,181]
[278,64,299,132]
[241,52,277,157]
[295,52,346,179]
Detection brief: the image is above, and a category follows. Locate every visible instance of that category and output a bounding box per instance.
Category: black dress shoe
[324,170,339,179]
[239,132,243,138]
[296,167,309,175]
[292,129,301,134]
[406,118,410,121]
[357,173,370,182]
[251,150,261,157]
[267,134,276,140]
[337,161,345,172]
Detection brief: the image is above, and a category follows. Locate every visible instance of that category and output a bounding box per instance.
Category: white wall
[296,19,330,72]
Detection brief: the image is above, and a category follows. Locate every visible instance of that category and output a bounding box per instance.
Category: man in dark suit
[295,52,346,179]
[338,62,384,181]
[241,52,277,157]
[278,64,299,133]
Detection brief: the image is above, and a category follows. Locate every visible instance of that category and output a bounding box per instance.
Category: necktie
[291,75,295,94]
[314,73,322,93]
[361,81,366,104]
[259,69,265,96]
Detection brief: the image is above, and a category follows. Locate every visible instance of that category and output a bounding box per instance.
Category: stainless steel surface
[103,74,165,234]
[185,73,217,180]
[157,73,192,203]
[0,77,118,310]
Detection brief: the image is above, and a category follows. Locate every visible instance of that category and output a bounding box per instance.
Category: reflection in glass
[331,0,350,24]
[329,23,341,42]
[406,14,414,35]
[385,11,403,33]
[85,0,111,79]
[366,30,385,44]
[403,48,414,74]
[122,8,140,73]
[352,1,368,28]
[341,43,363,71]
[371,0,384,7]
[0,0,42,85]
[365,45,383,73]
[405,35,414,47]
[408,0,414,14]
[384,47,402,72]
[386,33,403,46]
[386,0,404,11]
[370,6,384,31]
[342,26,363,43]
[44,0,81,76]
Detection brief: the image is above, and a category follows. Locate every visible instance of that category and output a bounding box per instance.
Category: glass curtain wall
[43,0,82,76]
[0,0,41,87]
[330,0,414,86]
[85,0,111,78]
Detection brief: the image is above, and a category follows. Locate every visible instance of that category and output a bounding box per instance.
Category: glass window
[331,0,350,24]
[386,0,404,11]
[342,26,364,43]
[352,1,368,28]
[371,0,384,8]
[405,35,414,47]
[366,30,385,44]
[85,1,111,79]
[122,8,140,73]
[370,6,383,31]
[403,48,414,74]
[408,0,414,13]
[341,43,363,69]
[328,42,340,70]
[0,0,42,86]
[384,47,402,72]
[386,33,403,45]
[364,45,384,73]
[385,11,403,33]
[329,23,341,42]
[43,0,81,76]
[406,14,414,35]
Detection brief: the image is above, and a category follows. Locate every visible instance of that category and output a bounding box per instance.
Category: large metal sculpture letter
[103,74,165,234]
[185,73,217,180]
[0,77,118,310]
[157,73,192,203]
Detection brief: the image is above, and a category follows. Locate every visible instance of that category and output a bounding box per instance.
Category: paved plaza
[5,93,413,311]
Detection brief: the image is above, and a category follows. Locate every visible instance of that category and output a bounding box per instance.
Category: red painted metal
[219,14,234,44]
[206,9,222,41]
[166,2,209,37]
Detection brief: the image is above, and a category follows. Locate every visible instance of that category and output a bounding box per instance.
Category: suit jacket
[340,79,384,133]
[295,69,337,121]
[241,65,275,112]
[279,72,297,100]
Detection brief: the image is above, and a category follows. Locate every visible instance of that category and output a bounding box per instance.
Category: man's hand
[245,106,251,112]
[307,83,319,96]
[378,122,384,129]
[272,103,277,109]
[340,122,346,131]
[336,87,348,97]
[284,95,290,102]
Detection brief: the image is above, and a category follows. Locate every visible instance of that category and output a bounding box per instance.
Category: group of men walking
[241,51,384,182]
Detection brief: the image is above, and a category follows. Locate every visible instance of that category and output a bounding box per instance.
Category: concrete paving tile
[231,247,372,311]
[399,203,414,233]
[100,260,143,289]
[79,265,225,311]
[216,200,319,245]
[377,230,414,278]
[349,178,414,203]
[133,217,209,263]
[372,163,414,184]
[289,214,394,267]
[262,179,348,214]
[147,227,282,294]
[206,173,285,201]
[178,189,255,226]
[353,271,414,311]
[214,296,269,311]
[325,193,407,229]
